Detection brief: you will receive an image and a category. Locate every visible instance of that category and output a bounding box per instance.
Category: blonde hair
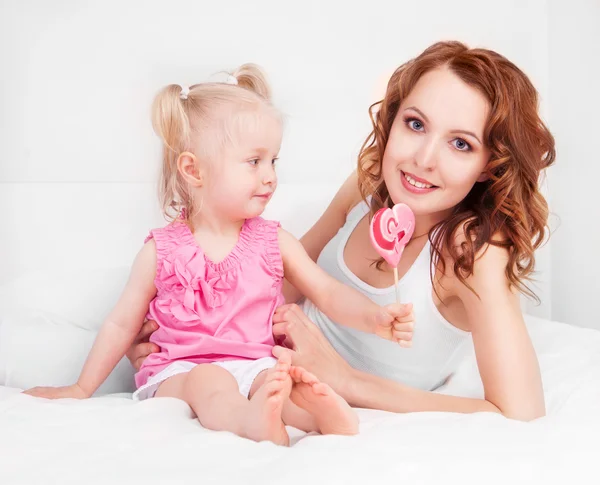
[151,63,278,221]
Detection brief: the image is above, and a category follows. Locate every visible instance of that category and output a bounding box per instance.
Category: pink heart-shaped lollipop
[369,203,415,267]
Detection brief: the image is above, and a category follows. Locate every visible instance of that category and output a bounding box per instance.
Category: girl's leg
[156,361,291,446]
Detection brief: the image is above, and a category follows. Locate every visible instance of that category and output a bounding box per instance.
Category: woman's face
[381,67,491,219]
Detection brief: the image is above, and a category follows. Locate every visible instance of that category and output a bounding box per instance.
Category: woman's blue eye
[407,118,424,131]
[452,138,471,151]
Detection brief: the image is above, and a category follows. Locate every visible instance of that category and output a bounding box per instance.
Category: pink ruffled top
[135,217,285,389]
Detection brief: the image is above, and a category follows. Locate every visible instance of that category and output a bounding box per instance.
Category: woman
[128,41,554,421]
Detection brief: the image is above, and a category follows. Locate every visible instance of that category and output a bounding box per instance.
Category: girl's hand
[272,304,354,398]
[375,303,415,347]
[23,384,89,400]
[125,320,161,371]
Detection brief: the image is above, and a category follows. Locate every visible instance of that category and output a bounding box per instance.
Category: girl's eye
[272,158,278,165]
[248,159,259,166]
[407,118,424,132]
[452,138,471,151]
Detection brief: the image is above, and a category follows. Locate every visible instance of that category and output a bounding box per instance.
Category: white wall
[547,0,600,329]
[2,0,596,329]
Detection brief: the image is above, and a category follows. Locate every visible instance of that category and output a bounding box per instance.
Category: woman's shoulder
[438,222,510,295]
[435,223,518,334]
[340,170,364,217]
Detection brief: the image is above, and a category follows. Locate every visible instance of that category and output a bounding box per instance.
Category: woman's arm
[347,243,544,420]
[445,242,545,420]
[25,241,158,398]
[272,304,499,414]
[282,170,361,303]
[272,243,545,422]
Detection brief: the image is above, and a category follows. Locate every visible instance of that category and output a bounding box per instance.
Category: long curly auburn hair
[357,41,555,301]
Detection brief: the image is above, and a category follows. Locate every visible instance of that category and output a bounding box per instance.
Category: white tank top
[302,198,472,391]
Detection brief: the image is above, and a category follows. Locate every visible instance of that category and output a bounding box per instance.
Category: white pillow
[437,315,600,415]
[0,267,135,394]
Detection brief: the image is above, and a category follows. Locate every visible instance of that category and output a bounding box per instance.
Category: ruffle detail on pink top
[144,218,281,322]
[245,217,283,280]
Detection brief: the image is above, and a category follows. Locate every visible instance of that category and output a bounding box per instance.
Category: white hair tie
[179,85,190,100]
[225,75,238,86]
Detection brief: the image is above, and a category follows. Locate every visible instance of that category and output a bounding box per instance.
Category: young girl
[24,64,415,446]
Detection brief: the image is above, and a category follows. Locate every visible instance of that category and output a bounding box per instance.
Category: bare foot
[243,354,292,446]
[289,366,359,436]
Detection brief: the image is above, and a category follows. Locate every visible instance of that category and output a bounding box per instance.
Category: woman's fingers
[274,303,321,334]
[272,321,289,338]
[273,303,303,323]
[136,320,159,342]
[129,342,160,371]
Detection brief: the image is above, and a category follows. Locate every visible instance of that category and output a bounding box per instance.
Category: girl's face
[200,110,282,221]
[381,67,491,221]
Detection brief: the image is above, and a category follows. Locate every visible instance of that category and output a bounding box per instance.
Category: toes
[275,360,291,372]
[298,369,319,385]
[263,379,284,396]
[268,369,289,382]
[277,351,292,366]
[273,356,291,377]
[311,382,331,396]
[289,366,320,385]
[289,366,303,382]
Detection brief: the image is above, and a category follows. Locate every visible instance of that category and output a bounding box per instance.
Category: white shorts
[132,357,277,401]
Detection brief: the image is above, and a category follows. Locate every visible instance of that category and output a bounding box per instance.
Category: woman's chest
[342,215,426,289]
[338,216,470,332]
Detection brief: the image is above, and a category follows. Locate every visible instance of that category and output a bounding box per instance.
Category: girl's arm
[124,170,363,370]
[278,228,413,343]
[345,242,545,421]
[25,241,158,398]
[282,171,361,303]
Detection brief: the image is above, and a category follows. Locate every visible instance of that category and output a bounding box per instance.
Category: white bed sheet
[1,315,599,485]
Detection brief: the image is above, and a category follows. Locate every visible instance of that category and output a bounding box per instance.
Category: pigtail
[232,63,272,101]
[151,85,193,220]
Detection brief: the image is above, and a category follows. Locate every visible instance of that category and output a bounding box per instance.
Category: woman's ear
[478,155,492,183]
[477,171,489,183]
[177,152,203,186]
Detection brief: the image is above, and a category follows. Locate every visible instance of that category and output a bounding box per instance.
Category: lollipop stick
[393,267,400,304]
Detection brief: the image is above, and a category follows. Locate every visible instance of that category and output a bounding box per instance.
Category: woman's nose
[414,137,437,170]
